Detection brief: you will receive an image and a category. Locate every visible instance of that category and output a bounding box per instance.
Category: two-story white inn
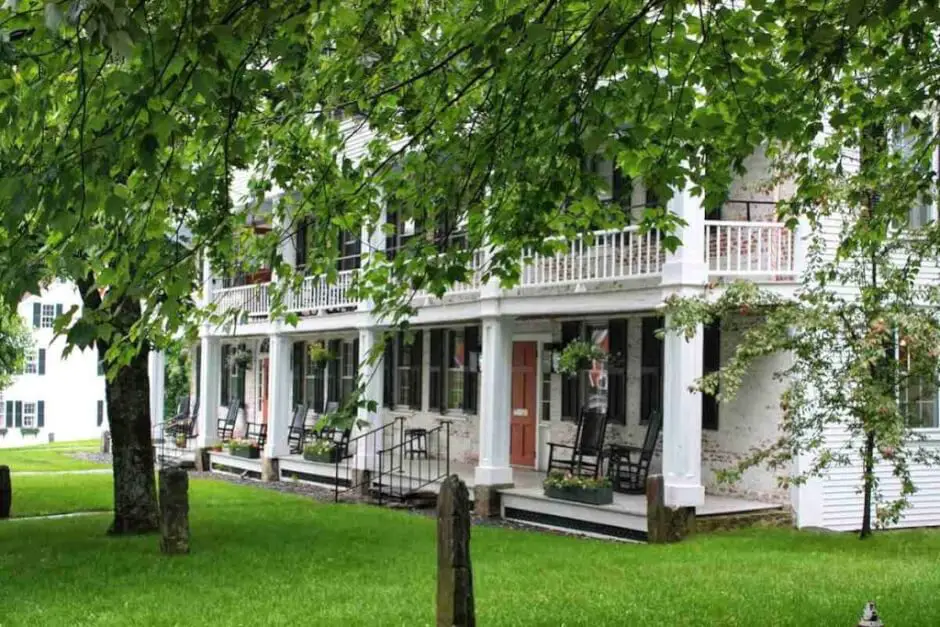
[170,121,940,539]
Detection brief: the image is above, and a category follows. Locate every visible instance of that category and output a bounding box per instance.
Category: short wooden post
[646,474,695,543]
[159,466,190,555]
[437,475,475,627]
[100,431,111,454]
[0,465,11,519]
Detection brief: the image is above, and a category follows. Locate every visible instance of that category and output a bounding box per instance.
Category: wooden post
[437,475,475,627]
[646,474,695,543]
[858,601,884,627]
[100,431,111,454]
[159,467,190,555]
[0,465,10,519]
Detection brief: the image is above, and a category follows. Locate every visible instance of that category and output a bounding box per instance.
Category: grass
[9,473,114,517]
[0,439,107,472]
[1,476,940,626]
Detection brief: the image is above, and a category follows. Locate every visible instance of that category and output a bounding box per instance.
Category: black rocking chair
[547,407,609,478]
[607,410,663,494]
[245,420,268,448]
[287,404,309,454]
[163,396,191,437]
[217,401,241,442]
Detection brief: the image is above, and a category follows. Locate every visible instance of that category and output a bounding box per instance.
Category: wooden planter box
[544,484,613,506]
[303,448,340,464]
[229,447,260,459]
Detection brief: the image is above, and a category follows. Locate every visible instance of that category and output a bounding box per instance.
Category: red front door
[260,357,270,424]
[510,341,538,467]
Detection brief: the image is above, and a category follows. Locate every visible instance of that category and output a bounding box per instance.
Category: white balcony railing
[213,283,270,318]
[520,226,664,287]
[211,221,799,320]
[286,269,358,314]
[704,220,796,278]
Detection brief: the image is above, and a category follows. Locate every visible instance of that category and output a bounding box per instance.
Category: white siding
[819,426,940,530]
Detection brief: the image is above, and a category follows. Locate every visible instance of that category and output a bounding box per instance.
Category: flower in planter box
[303,440,336,457]
[228,438,258,454]
[543,470,611,490]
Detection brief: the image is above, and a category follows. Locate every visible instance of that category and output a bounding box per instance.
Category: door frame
[511,332,553,470]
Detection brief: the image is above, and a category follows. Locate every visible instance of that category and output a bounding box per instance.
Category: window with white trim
[24,350,38,374]
[893,120,937,228]
[447,330,466,410]
[40,304,55,328]
[22,402,36,428]
[898,337,939,429]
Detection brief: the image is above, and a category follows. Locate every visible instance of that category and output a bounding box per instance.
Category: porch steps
[500,488,648,542]
[499,488,786,542]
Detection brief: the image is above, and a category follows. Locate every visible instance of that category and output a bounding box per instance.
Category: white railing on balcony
[519,226,664,287]
[705,220,795,277]
[448,249,487,294]
[285,269,358,313]
[214,283,270,318]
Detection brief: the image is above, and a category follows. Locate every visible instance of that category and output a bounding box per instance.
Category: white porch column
[196,335,221,448]
[662,321,705,507]
[356,325,384,430]
[148,350,166,438]
[792,217,812,276]
[264,331,292,460]
[474,315,514,488]
[660,181,707,508]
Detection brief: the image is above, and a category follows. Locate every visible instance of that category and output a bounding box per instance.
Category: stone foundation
[696,509,794,534]
[194,447,212,472]
[261,457,279,482]
[473,484,511,518]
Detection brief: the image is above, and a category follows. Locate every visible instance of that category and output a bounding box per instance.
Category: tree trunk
[106,344,159,535]
[859,429,876,539]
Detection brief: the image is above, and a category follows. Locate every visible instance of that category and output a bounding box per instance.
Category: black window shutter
[702,322,721,430]
[37,401,44,428]
[327,339,341,403]
[38,348,46,375]
[386,209,398,260]
[608,319,627,425]
[98,357,105,376]
[32,302,40,328]
[295,220,308,270]
[561,321,581,421]
[5,401,12,428]
[14,401,22,428]
[292,342,305,407]
[97,400,104,427]
[236,343,247,405]
[428,329,444,411]
[352,338,360,383]
[463,326,480,414]
[383,336,395,409]
[640,317,665,424]
[220,345,230,405]
[410,331,423,409]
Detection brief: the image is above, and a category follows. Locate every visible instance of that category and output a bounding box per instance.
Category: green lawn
[0,439,107,472]
[1,476,939,625]
[9,473,114,517]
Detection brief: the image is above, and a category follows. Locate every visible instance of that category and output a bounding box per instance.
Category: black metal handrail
[374,421,451,506]
[334,416,406,501]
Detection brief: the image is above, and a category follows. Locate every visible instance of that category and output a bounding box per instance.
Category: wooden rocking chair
[607,410,662,494]
[546,407,609,478]
[217,401,241,442]
[287,404,309,454]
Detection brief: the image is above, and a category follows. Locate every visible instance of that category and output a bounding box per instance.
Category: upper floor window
[32,302,61,329]
[887,119,936,228]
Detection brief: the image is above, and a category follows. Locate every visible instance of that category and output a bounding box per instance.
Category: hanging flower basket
[307,342,333,366]
[556,340,607,375]
[227,347,253,370]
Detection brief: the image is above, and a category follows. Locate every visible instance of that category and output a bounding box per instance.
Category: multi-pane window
[394,332,422,408]
[899,338,939,429]
[41,304,55,328]
[305,348,326,413]
[337,231,361,272]
[22,402,36,428]
[447,330,466,410]
[24,350,38,374]
[428,327,479,414]
[540,345,552,422]
[894,121,936,228]
[340,340,357,404]
[560,319,626,425]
